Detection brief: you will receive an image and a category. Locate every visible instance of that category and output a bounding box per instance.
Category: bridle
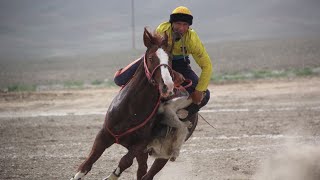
[107,49,173,144]
[143,51,173,86]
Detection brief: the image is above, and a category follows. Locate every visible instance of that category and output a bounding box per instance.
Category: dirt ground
[1,77,320,180]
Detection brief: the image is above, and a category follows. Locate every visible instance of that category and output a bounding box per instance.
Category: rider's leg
[184,89,210,116]
[113,57,143,86]
[172,58,210,118]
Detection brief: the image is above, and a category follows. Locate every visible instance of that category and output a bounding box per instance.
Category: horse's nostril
[162,85,168,93]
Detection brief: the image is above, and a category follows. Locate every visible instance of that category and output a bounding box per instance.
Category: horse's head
[143,27,174,98]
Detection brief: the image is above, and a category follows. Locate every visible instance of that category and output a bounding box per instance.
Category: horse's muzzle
[160,84,174,98]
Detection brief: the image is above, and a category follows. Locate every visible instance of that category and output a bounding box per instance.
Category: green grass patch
[295,67,313,76]
[7,84,36,92]
[4,67,318,92]
[63,80,84,88]
[103,81,117,87]
[91,79,104,85]
[212,67,319,83]
[90,79,117,87]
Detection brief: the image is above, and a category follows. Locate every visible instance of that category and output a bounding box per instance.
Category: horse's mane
[144,27,165,47]
[152,31,164,46]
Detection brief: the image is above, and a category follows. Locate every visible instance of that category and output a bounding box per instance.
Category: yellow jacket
[156,22,213,92]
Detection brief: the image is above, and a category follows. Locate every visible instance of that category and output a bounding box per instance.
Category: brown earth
[1,77,320,180]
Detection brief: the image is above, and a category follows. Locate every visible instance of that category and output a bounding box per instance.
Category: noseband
[143,53,173,86]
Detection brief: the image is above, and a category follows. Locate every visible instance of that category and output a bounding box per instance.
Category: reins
[105,96,161,144]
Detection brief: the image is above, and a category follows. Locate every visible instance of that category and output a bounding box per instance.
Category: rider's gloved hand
[189,90,204,105]
[172,70,185,86]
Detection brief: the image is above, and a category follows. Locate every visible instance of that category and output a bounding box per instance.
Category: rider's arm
[188,31,213,92]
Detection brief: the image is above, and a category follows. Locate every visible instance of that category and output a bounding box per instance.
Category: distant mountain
[0,0,320,60]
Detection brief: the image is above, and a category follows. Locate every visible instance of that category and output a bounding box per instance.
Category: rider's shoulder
[156,22,171,33]
[186,28,201,41]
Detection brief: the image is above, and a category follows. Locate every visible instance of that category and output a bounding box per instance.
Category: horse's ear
[143,27,153,48]
[162,32,169,49]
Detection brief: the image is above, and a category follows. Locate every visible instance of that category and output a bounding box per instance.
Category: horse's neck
[117,62,159,106]
[129,62,158,95]
[109,62,159,123]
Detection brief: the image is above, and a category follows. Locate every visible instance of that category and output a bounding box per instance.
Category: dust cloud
[254,144,320,180]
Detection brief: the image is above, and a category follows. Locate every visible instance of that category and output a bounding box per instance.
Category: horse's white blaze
[156,48,174,92]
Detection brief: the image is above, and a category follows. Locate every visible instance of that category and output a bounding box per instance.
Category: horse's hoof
[70,171,86,180]
[177,109,188,119]
[170,157,176,162]
[103,173,119,180]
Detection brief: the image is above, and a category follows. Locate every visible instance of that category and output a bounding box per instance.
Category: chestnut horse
[70,28,197,180]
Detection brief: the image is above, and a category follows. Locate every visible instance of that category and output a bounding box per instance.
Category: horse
[70,28,198,180]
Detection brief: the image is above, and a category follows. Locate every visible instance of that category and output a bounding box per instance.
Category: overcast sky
[1,0,320,60]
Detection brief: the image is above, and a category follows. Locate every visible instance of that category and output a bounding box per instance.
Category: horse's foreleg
[71,128,113,180]
[142,158,169,180]
[104,149,136,179]
[136,152,148,180]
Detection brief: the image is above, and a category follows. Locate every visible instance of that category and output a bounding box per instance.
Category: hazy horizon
[1,0,320,60]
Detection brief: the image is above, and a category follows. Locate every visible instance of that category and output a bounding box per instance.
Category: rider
[114,6,213,120]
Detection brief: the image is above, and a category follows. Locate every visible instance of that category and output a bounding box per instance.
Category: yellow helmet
[169,6,193,25]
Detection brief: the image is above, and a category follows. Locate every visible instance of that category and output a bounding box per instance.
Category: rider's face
[172,21,190,35]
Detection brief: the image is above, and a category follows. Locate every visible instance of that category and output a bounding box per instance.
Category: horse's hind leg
[104,143,147,180]
[103,149,135,180]
[142,158,169,180]
[71,128,114,180]
[136,152,148,180]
